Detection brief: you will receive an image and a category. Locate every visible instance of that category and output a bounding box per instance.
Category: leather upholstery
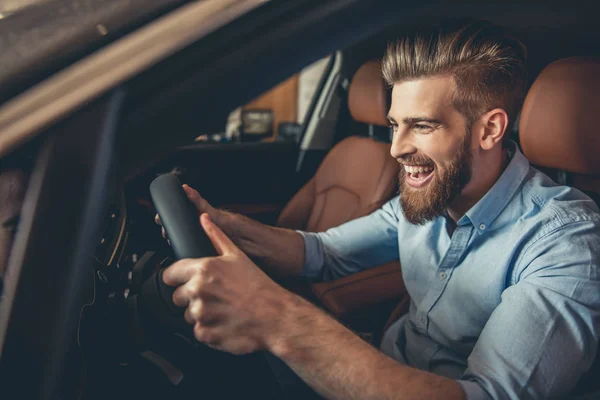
[311,261,404,319]
[277,60,406,322]
[519,57,600,396]
[277,135,399,232]
[520,57,600,174]
[348,60,389,127]
[276,135,404,320]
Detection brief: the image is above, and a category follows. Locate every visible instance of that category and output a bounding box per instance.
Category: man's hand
[154,184,221,240]
[153,183,306,280]
[162,213,289,355]
[159,217,465,400]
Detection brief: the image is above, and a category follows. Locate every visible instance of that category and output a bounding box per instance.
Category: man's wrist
[261,289,300,357]
[262,289,326,360]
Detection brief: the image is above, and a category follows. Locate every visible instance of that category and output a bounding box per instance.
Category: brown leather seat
[277,61,410,329]
[519,57,600,396]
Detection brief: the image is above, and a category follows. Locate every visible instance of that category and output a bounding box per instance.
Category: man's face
[388,75,474,225]
[0,169,28,277]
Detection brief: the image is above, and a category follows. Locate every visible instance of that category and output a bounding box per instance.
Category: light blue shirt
[298,142,600,399]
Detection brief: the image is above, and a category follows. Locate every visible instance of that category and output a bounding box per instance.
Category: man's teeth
[404,165,434,174]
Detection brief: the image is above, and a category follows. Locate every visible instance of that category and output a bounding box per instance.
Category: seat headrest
[348,60,389,127]
[519,57,600,174]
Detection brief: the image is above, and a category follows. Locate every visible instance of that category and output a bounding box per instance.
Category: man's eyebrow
[386,116,443,126]
[2,215,20,229]
[402,117,443,125]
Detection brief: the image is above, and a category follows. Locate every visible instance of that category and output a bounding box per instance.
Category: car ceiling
[0,0,187,106]
[343,4,599,87]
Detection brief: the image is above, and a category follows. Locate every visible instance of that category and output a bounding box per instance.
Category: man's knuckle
[195,327,219,345]
[189,278,203,297]
[195,263,208,279]
[198,311,213,325]
[184,308,194,325]
[172,289,185,307]
[199,259,219,275]
[190,301,203,319]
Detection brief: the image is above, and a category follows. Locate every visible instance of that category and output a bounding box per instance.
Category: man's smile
[403,164,435,188]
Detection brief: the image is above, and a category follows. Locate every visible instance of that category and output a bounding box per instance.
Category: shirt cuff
[296,231,325,280]
[457,380,491,400]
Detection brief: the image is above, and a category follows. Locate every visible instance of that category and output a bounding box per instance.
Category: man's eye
[414,124,433,131]
[389,123,398,131]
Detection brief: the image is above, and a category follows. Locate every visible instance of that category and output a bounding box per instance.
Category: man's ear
[478,108,508,150]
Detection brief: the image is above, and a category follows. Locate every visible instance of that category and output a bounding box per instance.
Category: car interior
[0,1,599,399]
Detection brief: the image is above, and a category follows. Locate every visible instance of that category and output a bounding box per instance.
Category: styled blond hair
[382,20,527,129]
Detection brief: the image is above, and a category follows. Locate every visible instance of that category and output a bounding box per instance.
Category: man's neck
[446,147,509,224]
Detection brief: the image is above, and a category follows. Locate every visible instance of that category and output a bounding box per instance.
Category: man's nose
[390,129,416,159]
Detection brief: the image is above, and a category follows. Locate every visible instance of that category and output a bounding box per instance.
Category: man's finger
[162,259,201,287]
[185,299,226,326]
[172,275,220,307]
[154,213,162,225]
[172,280,194,308]
[193,323,223,347]
[183,184,205,213]
[200,213,239,256]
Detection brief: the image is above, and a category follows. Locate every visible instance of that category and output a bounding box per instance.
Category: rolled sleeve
[297,231,325,280]
[297,197,400,282]
[458,219,600,399]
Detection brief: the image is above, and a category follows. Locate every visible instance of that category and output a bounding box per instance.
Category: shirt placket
[415,224,474,337]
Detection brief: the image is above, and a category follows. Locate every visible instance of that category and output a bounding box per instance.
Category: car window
[195,56,331,144]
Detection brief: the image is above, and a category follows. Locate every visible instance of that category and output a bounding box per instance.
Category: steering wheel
[134,173,217,338]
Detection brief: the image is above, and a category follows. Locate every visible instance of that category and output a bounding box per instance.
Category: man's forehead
[389,75,455,120]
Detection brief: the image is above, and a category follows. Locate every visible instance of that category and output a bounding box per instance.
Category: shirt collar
[458,141,530,234]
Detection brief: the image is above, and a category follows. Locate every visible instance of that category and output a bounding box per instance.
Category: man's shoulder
[505,167,600,283]
[512,166,600,242]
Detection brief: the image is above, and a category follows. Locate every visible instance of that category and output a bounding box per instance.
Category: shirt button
[439,271,447,280]
[479,223,486,230]
[419,316,427,325]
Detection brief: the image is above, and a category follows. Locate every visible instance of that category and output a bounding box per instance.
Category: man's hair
[382,20,527,130]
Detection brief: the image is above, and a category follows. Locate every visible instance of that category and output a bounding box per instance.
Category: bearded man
[157,20,600,400]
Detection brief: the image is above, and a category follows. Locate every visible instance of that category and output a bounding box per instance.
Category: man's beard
[398,134,472,225]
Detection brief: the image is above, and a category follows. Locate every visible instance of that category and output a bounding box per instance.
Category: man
[157,21,600,399]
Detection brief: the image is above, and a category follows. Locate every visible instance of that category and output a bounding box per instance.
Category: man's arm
[269,292,466,400]
[159,185,400,281]
[219,209,306,279]
[457,220,600,399]
[163,214,466,400]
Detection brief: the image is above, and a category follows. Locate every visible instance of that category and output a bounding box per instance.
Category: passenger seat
[519,56,600,397]
[277,60,410,336]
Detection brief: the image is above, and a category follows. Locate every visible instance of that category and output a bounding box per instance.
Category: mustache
[398,155,434,166]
